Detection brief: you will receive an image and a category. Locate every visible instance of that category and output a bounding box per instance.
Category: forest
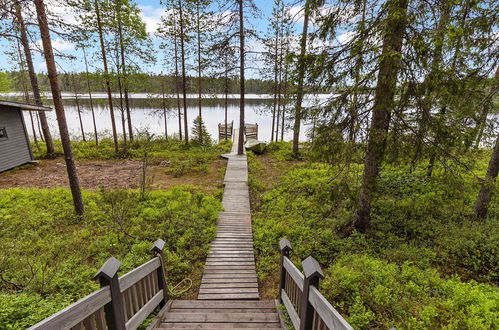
[0,0,498,329]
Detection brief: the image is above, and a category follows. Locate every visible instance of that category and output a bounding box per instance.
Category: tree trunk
[14,2,55,155]
[196,3,203,143]
[115,46,127,147]
[353,0,408,231]
[162,79,168,139]
[426,2,470,177]
[34,0,84,215]
[474,133,499,219]
[178,0,189,143]
[16,39,38,147]
[473,66,499,149]
[72,76,86,141]
[173,12,182,140]
[117,1,133,141]
[411,0,450,167]
[281,54,288,141]
[224,54,229,141]
[271,24,279,142]
[292,0,311,156]
[95,0,119,153]
[238,0,245,155]
[82,47,98,146]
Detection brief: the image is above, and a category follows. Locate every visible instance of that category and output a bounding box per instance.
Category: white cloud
[33,38,75,52]
[138,5,168,35]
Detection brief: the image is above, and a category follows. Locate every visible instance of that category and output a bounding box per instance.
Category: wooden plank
[199,288,259,294]
[197,293,260,300]
[171,300,276,309]
[119,258,160,292]
[308,286,353,330]
[202,278,257,284]
[283,257,304,291]
[168,308,276,313]
[281,289,300,330]
[28,287,111,330]
[203,269,256,274]
[125,289,164,330]
[157,323,281,328]
[199,283,259,289]
[162,313,278,323]
[202,273,256,279]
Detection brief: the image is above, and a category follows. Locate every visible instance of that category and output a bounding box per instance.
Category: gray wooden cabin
[0,100,51,172]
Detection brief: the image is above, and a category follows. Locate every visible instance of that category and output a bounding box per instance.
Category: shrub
[0,187,221,327]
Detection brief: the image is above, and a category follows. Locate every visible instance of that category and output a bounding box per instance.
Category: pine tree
[191,115,212,146]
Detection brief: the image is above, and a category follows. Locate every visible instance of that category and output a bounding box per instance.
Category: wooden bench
[244,123,258,140]
[278,238,353,330]
[219,121,233,141]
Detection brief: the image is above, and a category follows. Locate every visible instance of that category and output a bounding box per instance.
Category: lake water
[16,95,322,142]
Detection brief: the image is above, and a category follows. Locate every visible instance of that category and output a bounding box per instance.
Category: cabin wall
[0,106,33,172]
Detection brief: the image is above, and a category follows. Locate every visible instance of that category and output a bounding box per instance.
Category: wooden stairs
[152,130,284,329]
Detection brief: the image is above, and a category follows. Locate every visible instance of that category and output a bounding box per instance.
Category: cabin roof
[0,100,52,112]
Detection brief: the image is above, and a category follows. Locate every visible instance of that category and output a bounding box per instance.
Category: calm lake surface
[16,94,323,142]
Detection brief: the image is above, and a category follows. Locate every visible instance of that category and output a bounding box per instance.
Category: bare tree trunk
[172,13,182,140]
[196,2,203,143]
[178,0,188,143]
[162,79,168,139]
[474,133,499,219]
[36,112,44,142]
[82,47,98,146]
[116,1,133,141]
[292,0,311,156]
[281,56,288,141]
[271,31,279,142]
[238,0,245,155]
[16,39,39,147]
[95,0,119,153]
[353,0,408,231]
[224,54,229,141]
[14,2,54,155]
[72,76,86,141]
[34,0,84,215]
[115,46,127,147]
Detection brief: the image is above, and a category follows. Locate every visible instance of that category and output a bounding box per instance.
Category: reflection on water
[22,98,312,142]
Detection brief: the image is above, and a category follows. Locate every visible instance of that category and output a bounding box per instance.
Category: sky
[0,0,305,79]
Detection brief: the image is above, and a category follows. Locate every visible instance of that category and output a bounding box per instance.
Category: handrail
[278,238,353,330]
[29,238,168,330]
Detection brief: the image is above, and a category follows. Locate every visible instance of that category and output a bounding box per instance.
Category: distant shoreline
[0,92,334,100]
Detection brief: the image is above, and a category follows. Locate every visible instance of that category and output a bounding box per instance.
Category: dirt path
[0,158,226,191]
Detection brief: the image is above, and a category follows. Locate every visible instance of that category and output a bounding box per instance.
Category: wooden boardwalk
[154,131,283,329]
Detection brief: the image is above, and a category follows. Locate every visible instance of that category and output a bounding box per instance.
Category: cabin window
[0,127,7,140]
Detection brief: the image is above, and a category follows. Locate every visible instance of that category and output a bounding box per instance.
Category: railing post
[278,238,292,303]
[93,257,126,330]
[151,238,168,306]
[299,256,324,330]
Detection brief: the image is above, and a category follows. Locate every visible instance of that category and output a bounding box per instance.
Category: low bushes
[250,144,498,329]
[0,186,222,328]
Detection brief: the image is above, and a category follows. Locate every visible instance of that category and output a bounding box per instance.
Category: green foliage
[0,187,221,327]
[322,255,499,329]
[251,149,498,329]
[0,72,12,92]
[191,115,212,146]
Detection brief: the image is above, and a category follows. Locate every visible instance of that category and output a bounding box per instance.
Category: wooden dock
[154,130,283,329]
